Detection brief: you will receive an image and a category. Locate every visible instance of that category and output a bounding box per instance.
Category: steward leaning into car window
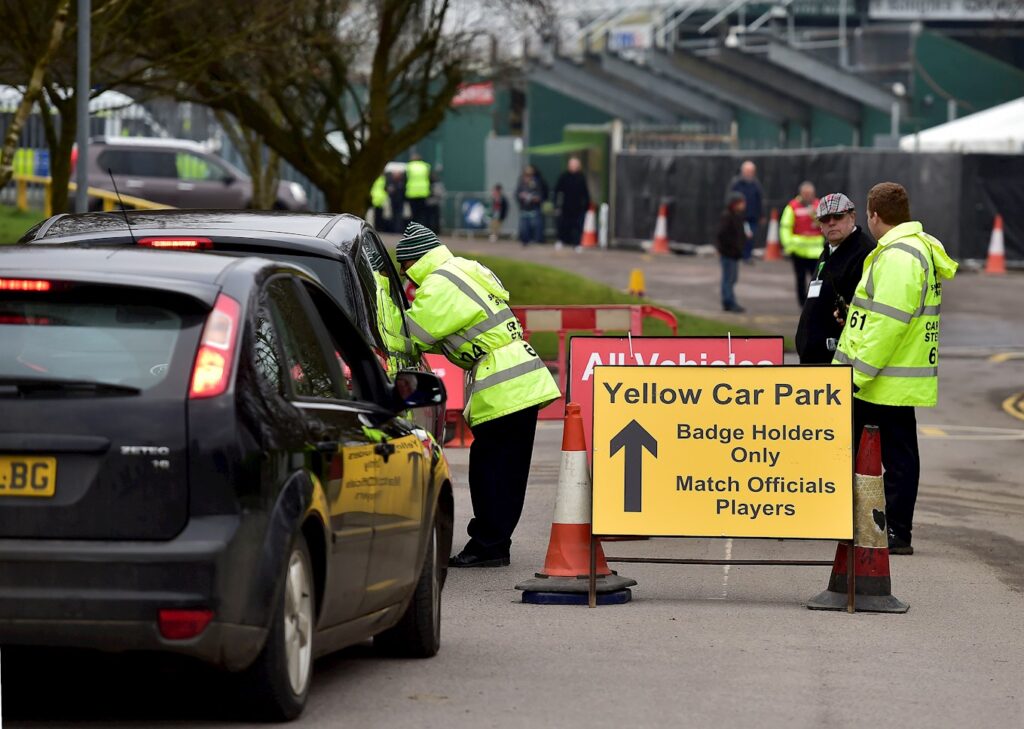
[396,222,560,569]
[366,246,415,376]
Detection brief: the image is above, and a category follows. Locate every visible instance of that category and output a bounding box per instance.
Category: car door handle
[374,441,396,462]
[124,179,144,189]
[177,182,195,191]
[315,440,341,453]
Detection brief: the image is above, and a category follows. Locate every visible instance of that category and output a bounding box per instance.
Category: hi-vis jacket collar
[878,221,959,281]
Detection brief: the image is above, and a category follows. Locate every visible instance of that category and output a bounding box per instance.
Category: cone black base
[807,588,909,613]
[515,573,637,595]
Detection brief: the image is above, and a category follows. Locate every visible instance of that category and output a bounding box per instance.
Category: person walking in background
[727,160,764,262]
[395,222,561,567]
[405,152,431,226]
[515,167,544,246]
[553,157,590,249]
[780,181,825,306]
[385,168,406,233]
[795,192,875,364]
[488,183,508,242]
[716,192,747,313]
[833,182,957,555]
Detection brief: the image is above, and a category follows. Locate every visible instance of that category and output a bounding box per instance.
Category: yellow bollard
[628,268,646,297]
[103,197,116,212]
[16,179,28,212]
[43,181,52,218]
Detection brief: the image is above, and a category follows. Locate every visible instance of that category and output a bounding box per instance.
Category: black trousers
[792,256,818,305]
[464,405,540,557]
[408,197,428,226]
[853,398,920,542]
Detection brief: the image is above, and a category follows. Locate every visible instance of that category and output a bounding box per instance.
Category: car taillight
[138,237,213,250]
[190,294,241,399]
[158,609,214,640]
[0,278,52,292]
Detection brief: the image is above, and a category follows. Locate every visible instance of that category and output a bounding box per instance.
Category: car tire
[374,512,442,658]
[238,534,315,722]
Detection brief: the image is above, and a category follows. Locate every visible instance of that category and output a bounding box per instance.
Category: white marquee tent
[900,97,1024,153]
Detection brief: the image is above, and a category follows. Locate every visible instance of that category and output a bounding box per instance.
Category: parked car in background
[0,246,453,721]
[82,137,309,211]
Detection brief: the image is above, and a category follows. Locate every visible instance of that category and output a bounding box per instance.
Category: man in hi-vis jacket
[396,222,560,567]
[833,182,958,555]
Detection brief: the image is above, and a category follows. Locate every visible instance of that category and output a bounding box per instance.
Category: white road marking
[919,424,1024,441]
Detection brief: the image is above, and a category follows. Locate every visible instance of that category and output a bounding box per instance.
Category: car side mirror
[391,370,446,411]
[222,175,236,186]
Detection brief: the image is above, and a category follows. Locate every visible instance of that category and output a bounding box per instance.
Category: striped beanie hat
[365,245,385,271]
[395,222,441,261]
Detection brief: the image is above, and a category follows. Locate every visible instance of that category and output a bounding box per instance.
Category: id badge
[807,280,823,299]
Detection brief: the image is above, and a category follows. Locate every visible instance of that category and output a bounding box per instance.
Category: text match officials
[592,366,853,540]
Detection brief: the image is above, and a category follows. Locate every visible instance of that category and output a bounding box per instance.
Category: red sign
[451,82,495,107]
[424,354,464,411]
[568,337,785,456]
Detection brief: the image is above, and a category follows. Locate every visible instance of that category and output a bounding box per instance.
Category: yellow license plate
[0,456,57,497]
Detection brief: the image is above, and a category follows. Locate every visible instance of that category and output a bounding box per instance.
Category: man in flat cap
[795,193,875,364]
[395,222,561,567]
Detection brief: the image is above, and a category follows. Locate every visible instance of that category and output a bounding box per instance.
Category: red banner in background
[568,337,785,458]
[424,354,464,411]
[451,82,494,107]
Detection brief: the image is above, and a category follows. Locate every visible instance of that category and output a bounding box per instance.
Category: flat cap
[816,193,855,218]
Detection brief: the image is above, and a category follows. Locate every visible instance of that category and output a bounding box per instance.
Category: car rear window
[0,285,202,392]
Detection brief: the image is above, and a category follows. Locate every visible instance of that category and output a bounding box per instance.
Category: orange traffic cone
[763,208,782,261]
[650,204,670,254]
[580,204,598,248]
[807,425,908,613]
[516,403,636,605]
[984,215,1006,275]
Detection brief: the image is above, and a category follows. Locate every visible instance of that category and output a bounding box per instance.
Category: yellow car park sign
[592,366,853,540]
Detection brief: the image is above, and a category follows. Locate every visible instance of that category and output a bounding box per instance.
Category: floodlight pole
[75,0,90,213]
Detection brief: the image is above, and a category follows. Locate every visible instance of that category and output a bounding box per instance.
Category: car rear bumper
[0,515,267,670]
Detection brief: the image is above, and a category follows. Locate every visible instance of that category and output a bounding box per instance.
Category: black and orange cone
[515,403,636,605]
[807,425,909,613]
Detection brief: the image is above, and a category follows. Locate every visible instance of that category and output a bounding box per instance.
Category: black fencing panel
[614,149,1017,261]
[960,154,1024,261]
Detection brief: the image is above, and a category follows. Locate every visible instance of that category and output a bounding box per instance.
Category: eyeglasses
[818,213,850,223]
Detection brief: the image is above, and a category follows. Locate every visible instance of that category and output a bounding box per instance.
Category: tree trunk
[0,0,70,188]
[38,88,76,215]
[214,109,281,210]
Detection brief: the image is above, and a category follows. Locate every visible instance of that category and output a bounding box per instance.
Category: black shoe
[888,529,914,555]
[449,551,510,568]
[724,304,746,313]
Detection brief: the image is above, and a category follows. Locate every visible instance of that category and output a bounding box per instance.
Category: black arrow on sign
[610,420,658,513]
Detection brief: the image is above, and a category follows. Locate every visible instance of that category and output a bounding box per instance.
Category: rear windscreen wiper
[0,377,142,396]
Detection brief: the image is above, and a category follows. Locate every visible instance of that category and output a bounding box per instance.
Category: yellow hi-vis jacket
[373,271,415,377]
[833,221,958,407]
[404,245,560,426]
[779,197,825,260]
[405,160,431,199]
[370,175,388,207]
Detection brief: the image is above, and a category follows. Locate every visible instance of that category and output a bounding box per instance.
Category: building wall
[736,109,782,149]
[527,81,612,188]
[913,30,1024,131]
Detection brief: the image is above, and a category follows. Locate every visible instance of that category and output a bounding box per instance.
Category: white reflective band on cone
[552,450,592,525]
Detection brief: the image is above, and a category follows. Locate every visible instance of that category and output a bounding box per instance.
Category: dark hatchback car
[19,209,445,441]
[0,247,454,721]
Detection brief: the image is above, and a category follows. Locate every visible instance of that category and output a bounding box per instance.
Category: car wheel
[238,534,315,722]
[374,512,441,658]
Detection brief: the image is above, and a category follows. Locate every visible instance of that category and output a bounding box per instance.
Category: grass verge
[0,206,43,244]
[461,253,784,360]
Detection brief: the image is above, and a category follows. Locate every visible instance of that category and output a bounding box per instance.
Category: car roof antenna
[107,168,138,246]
